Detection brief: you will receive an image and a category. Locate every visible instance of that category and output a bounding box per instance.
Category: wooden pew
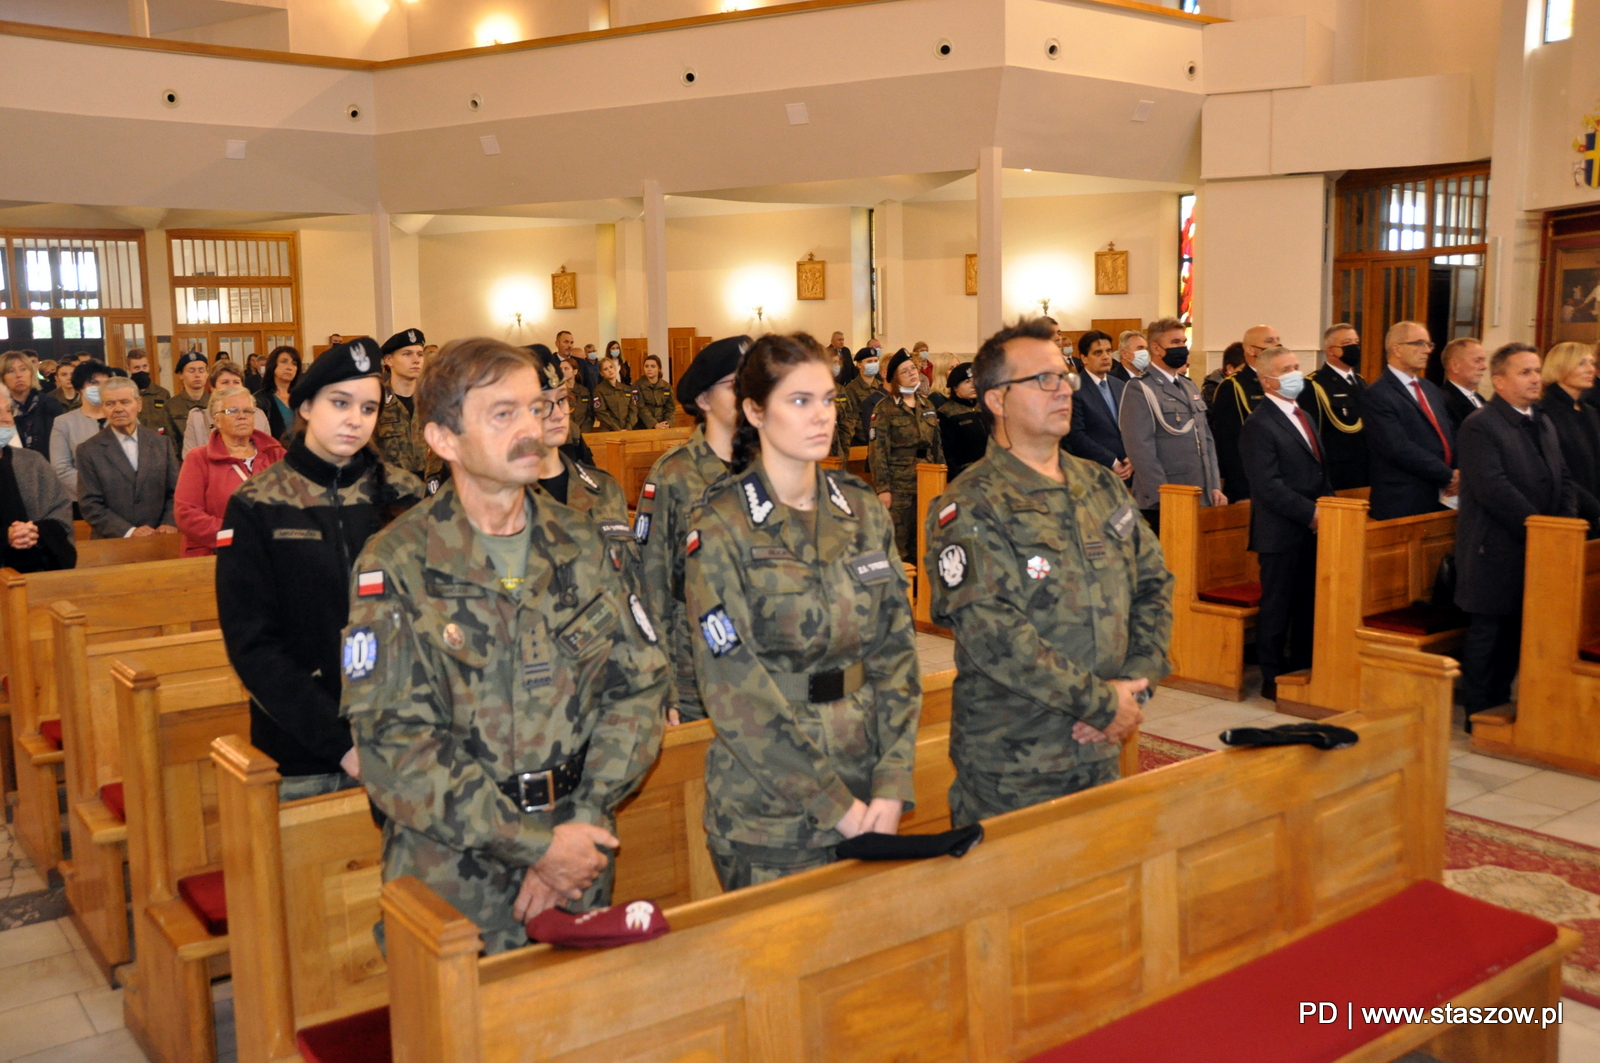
[5,556,216,879]
[1471,515,1600,776]
[54,605,226,981]
[1277,496,1462,718]
[1159,484,1259,700]
[77,532,184,567]
[914,461,948,633]
[116,654,251,1063]
[584,427,695,505]
[382,646,1568,1063]
[212,667,1133,1063]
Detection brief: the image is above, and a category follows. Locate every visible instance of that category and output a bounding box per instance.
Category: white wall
[417,224,603,349]
[299,228,379,346]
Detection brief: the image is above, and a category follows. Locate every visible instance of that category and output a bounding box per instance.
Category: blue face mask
[862,361,880,378]
[1131,349,1151,371]
[1277,370,1306,401]
[84,385,101,406]
[0,426,16,447]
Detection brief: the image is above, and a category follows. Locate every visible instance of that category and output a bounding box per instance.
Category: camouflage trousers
[278,772,362,803]
[707,836,837,891]
[888,494,918,563]
[948,757,1121,828]
[375,806,616,955]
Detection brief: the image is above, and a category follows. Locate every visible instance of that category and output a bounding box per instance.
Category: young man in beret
[375,328,438,483]
[164,350,211,457]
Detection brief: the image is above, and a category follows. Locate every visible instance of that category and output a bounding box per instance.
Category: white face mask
[84,385,101,406]
[862,361,880,378]
[898,385,919,395]
[1277,370,1306,401]
[1131,349,1151,371]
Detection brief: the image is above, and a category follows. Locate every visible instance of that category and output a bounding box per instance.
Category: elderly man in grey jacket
[75,377,179,539]
[1118,316,1225,534]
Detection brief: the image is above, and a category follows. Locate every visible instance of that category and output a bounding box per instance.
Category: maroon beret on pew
[528,900,670,949]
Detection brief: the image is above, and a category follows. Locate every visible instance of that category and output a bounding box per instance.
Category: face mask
[130,371,151,391]
[1276,370,1306,401]
[862,361,879,378]
[1340,343,1362,365]
[831,362,841,377]
[0,427,16,448]
[1162,346,1190,369]
[899,385,919,395]
[84,385,101,406]
[1131,349,1151,371]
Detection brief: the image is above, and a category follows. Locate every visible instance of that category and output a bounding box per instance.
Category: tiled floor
[0,638,1596,1060]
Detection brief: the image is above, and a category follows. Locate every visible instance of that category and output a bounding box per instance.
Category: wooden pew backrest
[584,427,695,504]
[1360,510,1456,615]
[380,644,1452,1063]
[1160,485,1257,700]
[77,532,184,568]
[1581,537,1600,647]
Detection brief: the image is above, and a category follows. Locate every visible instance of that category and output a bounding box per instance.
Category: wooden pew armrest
[16,732,63,765]
[1356,626,1465,653]
[146,898,230,962]
[1191,601,1258,620]
[75,799,127,846]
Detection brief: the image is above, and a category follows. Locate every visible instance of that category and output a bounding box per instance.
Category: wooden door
[1358,256,1429,381]
[619,338,648,382]
[668,327,698,384]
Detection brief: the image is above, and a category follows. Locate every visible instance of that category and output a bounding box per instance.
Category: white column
[128,0,150,36]
[875,200,905,343]
[1482,0,1543,349]
[643,179,668,365]
[976,145,1004,339]
[371,206,394,342]
[595,223,619,353]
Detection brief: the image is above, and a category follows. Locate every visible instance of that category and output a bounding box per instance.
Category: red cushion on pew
[1581,643,1600,663]
[99,782,125,823]
[1363,603,1468,636]
[39,718,62,750]
[1197,582,1262,608]
[177,870,228,936]
[296,1006,391,1063]
[1025,880,1556,1063]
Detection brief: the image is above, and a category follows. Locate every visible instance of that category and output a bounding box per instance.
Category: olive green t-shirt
[477,499,532,594]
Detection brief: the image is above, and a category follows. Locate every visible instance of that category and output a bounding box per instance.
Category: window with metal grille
[0,230,150,365]
[168,231,302,362]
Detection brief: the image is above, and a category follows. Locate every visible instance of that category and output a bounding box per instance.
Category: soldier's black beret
[175,351,207,372]
[675,336,750,409]
[947,362,973,392]
[380,329,425,355]
[853,346,881,363]
[884,349,912,383]
[289,337,383,409]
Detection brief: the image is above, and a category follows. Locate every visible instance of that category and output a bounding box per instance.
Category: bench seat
[1197,581,1262,608]
[99,781,124,822]
[296,1006,391,1063]
[1580,642,1600,664]
[177,870,228,936]
[39,717,61,749]
[1027,880,1558,1063]
[1363,603,1468,636]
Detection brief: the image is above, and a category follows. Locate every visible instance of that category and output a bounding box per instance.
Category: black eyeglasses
[995,371,1077,393]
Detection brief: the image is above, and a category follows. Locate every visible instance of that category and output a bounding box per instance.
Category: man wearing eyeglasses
[925,318,1172,826]
[1118,316,1226,534]
[1358,320,1458,520]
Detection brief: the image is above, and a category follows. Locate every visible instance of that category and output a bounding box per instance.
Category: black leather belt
[499,743,587,813]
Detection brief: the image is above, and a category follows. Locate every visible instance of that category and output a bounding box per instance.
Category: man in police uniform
[1303,322,1368,490]
[926,318,1172,826]
[374,328,437,483]
[342,336,669,954]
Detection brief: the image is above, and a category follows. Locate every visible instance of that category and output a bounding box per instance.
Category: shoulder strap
[1134,378,1195,437]
[1311,379,1363,433]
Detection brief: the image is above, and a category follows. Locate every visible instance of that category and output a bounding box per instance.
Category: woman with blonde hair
[924,350,959,405]
[1538,340,1600,529]
[174,385,286,555]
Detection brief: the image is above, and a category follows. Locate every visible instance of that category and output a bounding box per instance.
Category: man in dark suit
[1241,346,1332,701]
[74,377,179,539]
[1438,337,1488,431]
[1301,322,1368,490]
[1208,323,1276,502]
[1063,330,1132,484]
[1358,320,1458,520]
[1456,344,1577,722]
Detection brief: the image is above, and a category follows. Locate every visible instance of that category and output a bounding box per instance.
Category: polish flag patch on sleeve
[937,502,959,527]
[357,570,386,597]
[685,530,701,556]
[215,528,234,547]
[641,482,657,501]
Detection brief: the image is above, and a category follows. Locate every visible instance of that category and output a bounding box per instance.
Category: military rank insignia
[742,476,774,525]
[938,544,967,588]
[629,594,659,643]
[575,464,599,490]
[342,627,378,680]
[700,606,740,657]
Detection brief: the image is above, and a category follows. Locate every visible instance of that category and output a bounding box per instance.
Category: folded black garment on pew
[1219,723,1360,750]
[837,824,984,861]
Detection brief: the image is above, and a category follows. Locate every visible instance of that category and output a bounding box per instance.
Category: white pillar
[595,223,618,355]
[976,146,1004,339]
[643,180,668,365]
[1482,0,1543,349]
[128,0,150,36]
[874,200,905,344]
[371,206,394,343]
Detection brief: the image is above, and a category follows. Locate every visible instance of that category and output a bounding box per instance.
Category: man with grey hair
[1118,317,1225,533]
[1108,330,1149,383]
[74,375,180,538]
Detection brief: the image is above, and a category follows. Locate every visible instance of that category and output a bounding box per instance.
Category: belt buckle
[512,769,555,813]
[809,670,845,703]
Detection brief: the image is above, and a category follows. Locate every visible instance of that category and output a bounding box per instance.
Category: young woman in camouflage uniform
[634,354,676,428]
[683,333,921,891]
[869,349,945,561]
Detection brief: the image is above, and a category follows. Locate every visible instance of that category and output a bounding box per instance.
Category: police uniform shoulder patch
[937,544,967,588]
[700,606,741,657]
[937,501,958,527]
[574,463,600,491]
[825,473,854,517]
[342,627,378,680]
[634,512,651,544]
[742,476,775,525]
[685,529,701,555]
[629,594,658,643]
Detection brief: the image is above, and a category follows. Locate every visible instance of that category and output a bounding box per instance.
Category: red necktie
[1409,380,1452,465]
[1293,406,1323,461]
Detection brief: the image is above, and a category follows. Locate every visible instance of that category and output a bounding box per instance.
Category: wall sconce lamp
[753,305,765,324]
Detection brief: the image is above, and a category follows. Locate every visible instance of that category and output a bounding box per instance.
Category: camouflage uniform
[373,388,443,484]
[924,443,1173,827]
[341,483,669,954]
[634,426,729,720]
[568,382,595,437]
[869,394,944,561]
[532,451,640,584]
[684,463,920,889]
[591,379,639,433]
[164,390,208,456]
[635,380,675,429]
[835,374,877,452]
[137,384,176,447]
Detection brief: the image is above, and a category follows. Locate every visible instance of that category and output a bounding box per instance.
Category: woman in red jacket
[174,385,286,556]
